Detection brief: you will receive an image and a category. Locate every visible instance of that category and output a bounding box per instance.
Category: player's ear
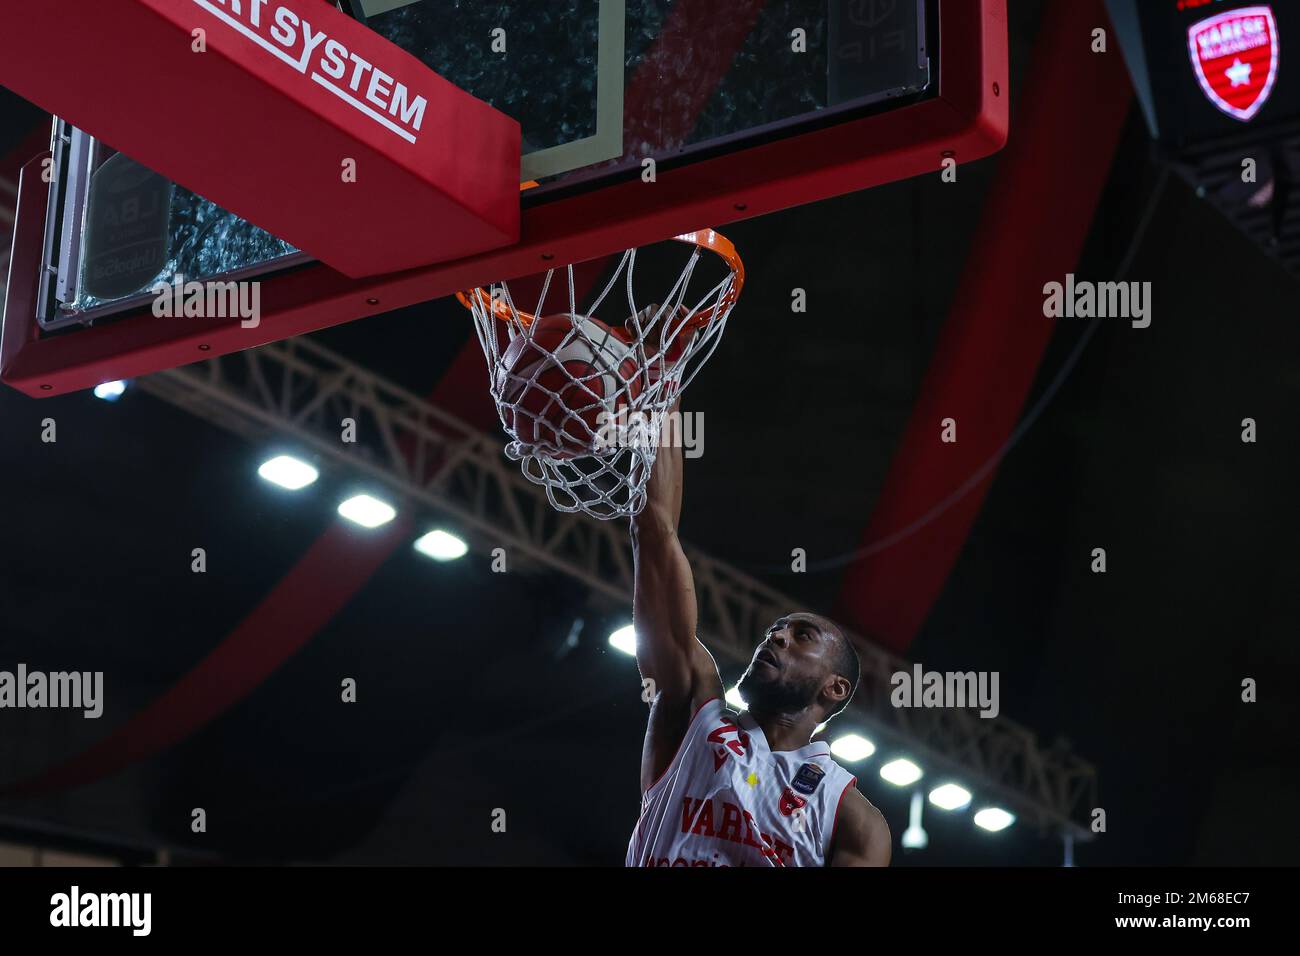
[824,673,850,707]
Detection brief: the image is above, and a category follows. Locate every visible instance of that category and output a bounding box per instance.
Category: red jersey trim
[641,696,720,796]
[825,775,858,863]
[632,696,721,867]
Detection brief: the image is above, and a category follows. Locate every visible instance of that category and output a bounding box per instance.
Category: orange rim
[455,228,744,332]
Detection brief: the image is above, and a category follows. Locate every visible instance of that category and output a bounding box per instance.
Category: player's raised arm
[629,410,724,788]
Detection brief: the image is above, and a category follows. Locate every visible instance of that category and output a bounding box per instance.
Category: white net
[459,230,742,520]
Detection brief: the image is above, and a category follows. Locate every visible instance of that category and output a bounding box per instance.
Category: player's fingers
[624,304,657,339]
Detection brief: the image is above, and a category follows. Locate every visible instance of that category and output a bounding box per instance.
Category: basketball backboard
[2,0,1007,397]
[352,0,934,189]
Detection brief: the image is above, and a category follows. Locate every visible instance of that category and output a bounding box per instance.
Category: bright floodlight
[901,826,929,849]
[901,790,928,849]
[338,494,396,528]
[879,758,923,787]
[414,529,468,561]
[830,733,876,762]
[258,455,319,491]
[93,380,127,401]
[974,807,1016,832]
[608,625,637,656]
[929,783,972,811]
[725,685,748,711]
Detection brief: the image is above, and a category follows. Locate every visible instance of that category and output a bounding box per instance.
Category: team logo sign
[779,787,807,816]
[1188,6,1280,122]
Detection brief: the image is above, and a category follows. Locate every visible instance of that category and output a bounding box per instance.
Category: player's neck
[749,707,820,752]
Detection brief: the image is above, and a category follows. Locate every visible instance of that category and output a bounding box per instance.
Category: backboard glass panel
[37,124,304,332]
[360,0,622,183]
[356,0,932,194]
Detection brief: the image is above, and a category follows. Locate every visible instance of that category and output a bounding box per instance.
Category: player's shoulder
[808,750,859,797]
[652,691,727,748]
[832,785,891,864]
[829,780,889,842]
[689,694,728,725]
[838,784,886,826]
[837,785,889,842]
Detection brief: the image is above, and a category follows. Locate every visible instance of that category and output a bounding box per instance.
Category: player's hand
[624,303,694,354]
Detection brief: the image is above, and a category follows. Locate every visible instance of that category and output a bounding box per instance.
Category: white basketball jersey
[626,698,857,867]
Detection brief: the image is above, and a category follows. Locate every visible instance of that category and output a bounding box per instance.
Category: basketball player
[625,417,891,866]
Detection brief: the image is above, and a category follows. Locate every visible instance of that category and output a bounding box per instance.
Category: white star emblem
[1225,58,1252,87]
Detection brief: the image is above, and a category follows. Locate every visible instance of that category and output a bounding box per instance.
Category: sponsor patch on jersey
[780,787,807,816]
[792,762,825,795]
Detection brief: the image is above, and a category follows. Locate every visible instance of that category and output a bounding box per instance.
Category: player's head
[737,612,860,722]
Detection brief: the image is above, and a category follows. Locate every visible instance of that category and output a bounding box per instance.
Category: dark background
[1,0,1298,866]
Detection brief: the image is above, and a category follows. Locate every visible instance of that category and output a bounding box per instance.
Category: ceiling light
[829,733,876,762]
[338,494,396,528]
[929,783,972,811]
[608,625,636,656]
[92,380,127,401]
[414,529,468,561]
[258,455,319,490]
[879,758,923,787]
[974,807,1016,832]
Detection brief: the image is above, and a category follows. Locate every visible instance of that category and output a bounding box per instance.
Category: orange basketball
[496,314,643,458]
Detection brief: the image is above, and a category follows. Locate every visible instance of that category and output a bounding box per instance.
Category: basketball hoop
[457,230,744,520]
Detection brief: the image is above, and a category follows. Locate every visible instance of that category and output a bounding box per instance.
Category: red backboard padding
[0,0,520,278]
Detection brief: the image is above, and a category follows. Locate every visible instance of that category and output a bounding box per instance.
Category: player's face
[737,614,836,713]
